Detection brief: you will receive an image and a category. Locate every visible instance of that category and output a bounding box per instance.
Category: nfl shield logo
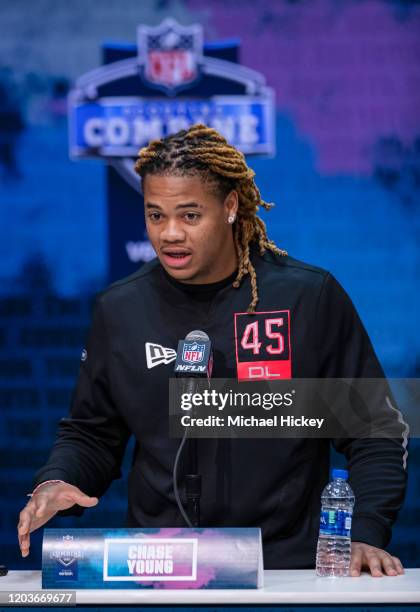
[182,342,205,364]
[137,18,203,93]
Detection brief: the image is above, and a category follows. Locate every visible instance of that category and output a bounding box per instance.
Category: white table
[1,569,419,605]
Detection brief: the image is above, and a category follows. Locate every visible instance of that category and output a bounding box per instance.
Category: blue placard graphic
[69,95,274,158]
[42,528,263,589]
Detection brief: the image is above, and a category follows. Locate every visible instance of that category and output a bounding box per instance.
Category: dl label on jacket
[42,528,263,589]
[234,310,292,381]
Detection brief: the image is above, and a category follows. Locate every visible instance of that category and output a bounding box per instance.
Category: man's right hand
[18,482,98,557]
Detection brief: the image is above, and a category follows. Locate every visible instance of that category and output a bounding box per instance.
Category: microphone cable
[172,426,193,528]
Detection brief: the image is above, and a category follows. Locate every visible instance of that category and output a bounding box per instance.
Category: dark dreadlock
[134,123,287,313]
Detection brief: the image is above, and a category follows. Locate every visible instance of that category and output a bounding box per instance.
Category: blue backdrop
[0,0,418,574]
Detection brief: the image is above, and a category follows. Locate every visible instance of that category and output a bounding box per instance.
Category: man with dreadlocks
[19,124,407,577]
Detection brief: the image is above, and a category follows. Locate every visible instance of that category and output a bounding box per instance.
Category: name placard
[42,527,263,589]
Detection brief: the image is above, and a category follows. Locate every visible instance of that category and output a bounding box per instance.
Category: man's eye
[149,212,161,221]
[184,213,200,222]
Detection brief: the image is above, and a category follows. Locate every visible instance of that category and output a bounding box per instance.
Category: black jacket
[34,250,408,569]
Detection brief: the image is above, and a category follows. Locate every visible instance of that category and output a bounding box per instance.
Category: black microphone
[174,329,213,382]
[173,330,213,527]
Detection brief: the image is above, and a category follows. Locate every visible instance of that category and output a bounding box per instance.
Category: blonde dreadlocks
[134,123,287,313]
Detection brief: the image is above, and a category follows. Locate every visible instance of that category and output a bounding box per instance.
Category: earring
[228,214,236,224]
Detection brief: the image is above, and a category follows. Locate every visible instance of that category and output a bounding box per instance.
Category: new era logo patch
[145,342,177,369]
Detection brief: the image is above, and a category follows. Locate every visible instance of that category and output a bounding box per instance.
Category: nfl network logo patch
[182,342,205,364]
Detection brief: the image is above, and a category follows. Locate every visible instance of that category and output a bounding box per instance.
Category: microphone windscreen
[185,330,210,342]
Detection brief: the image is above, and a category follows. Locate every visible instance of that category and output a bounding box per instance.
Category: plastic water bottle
[315,468,355,577]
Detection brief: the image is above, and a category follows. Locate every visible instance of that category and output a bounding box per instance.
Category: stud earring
[228,214,236,224]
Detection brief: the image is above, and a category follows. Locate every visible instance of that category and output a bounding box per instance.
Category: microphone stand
[174,330,211,529]
[186,438,201,527]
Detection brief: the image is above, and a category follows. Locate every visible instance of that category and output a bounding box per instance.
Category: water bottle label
[319,509,352,537]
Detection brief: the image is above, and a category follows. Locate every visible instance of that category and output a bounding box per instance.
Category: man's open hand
[350,542,404,577]
[18,482,98,557]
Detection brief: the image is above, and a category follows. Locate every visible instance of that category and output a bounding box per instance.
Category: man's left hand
[350,542,404,577]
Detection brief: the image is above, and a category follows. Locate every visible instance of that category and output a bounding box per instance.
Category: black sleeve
[315,273,409,548]
[33,295,131,508]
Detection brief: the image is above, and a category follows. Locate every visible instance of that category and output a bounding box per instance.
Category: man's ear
[224,190,239,221]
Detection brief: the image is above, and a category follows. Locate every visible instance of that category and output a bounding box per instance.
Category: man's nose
[161,219,186,242]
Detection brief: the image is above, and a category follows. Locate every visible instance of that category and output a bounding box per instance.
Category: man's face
[143,173,238,284]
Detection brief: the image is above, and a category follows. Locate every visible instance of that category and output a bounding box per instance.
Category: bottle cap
[332,468,348,480]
